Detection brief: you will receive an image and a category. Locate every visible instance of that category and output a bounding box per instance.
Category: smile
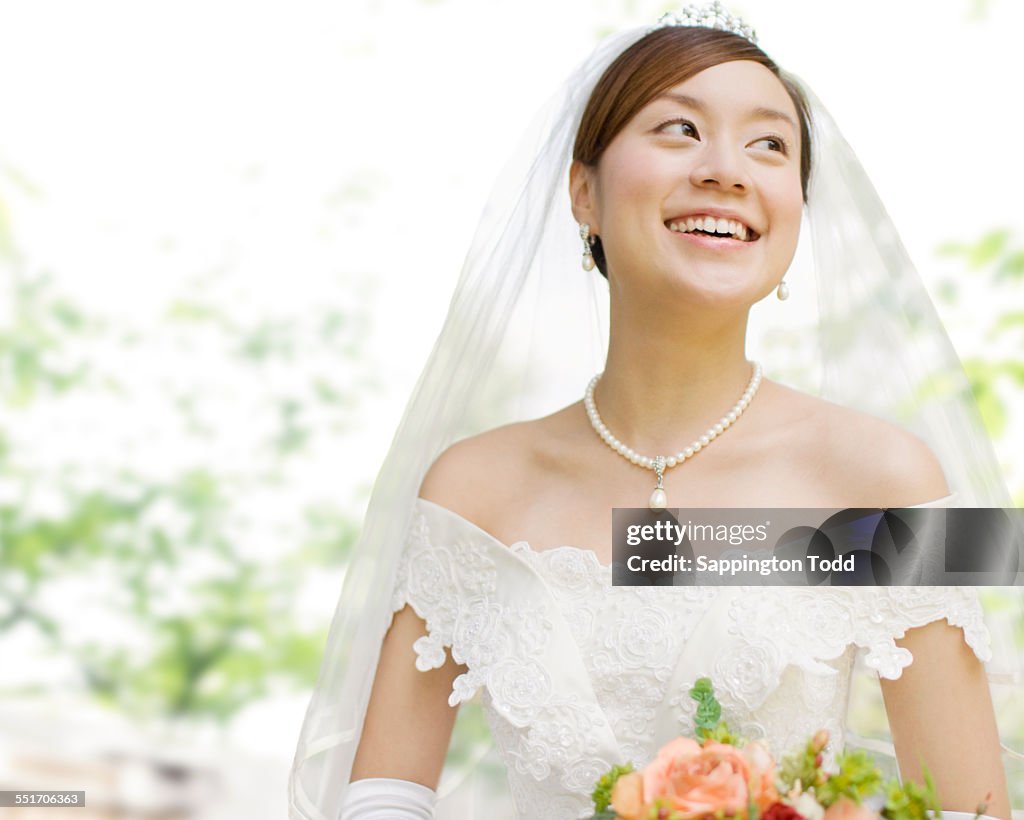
[665,215,760,243]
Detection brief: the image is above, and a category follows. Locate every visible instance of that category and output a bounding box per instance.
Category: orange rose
[642,739,751,817]
[742,741,780,809]
[823,797,881,820]
[610,771,645,819]
[642,737,704,799]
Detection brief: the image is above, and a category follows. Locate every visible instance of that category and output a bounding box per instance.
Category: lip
[673,231,756,251]
[664,207,762,240]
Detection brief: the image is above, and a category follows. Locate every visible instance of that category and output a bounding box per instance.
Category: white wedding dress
[389,496,992,820]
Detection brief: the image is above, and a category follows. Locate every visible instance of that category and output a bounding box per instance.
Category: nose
[689,140,750,193]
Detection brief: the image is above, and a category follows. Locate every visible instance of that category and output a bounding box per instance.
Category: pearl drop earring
[776,279,790,301]
[580,223,595,272]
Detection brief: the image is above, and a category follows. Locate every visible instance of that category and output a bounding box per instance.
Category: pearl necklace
[584,362,763,509]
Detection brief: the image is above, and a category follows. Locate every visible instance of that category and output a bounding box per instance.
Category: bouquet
[589,678,990,820]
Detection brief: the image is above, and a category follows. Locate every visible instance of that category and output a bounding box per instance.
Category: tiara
[652,1,758,44]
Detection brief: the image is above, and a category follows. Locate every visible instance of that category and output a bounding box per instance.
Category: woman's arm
[879,618,1011,820]
[350,441,487,788]
[349,603,465,787]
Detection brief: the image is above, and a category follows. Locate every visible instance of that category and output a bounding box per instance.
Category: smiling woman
[571,25,812,284]
[291,7,1019,820]
[571,59,806,312]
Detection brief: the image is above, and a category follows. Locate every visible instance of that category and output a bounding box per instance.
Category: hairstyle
[572,27,814,278]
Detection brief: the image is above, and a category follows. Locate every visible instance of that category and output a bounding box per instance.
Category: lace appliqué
[668,586,992,770]
[728,587,992,686]
[390,507,618,819]
[510,544,720,770]
[391,509,552,710]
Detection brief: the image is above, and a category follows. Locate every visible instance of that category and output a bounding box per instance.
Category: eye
[751,135,789,154]
[658,118,699,138]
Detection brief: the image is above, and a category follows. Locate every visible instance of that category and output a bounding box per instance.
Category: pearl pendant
[776,280,789,301]
[582,253,595,272]
[583,363,763,513]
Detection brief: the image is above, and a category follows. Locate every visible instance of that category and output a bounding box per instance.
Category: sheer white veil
[289,20,1021,820]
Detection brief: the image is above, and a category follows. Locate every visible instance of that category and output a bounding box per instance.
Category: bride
[291,6,1016,819]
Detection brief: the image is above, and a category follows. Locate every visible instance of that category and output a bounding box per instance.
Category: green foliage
[970,229,1009,269]
[0,274,94,404]
[591,762,634,814]
[0,464,337,720]
[700,719,741,745]
[0,265,371,724]
[78,562,328,719]
[938,229,1010,270]
[881,768,942,820]
[966,0,992,20]
[934,227,1024,503]
[689,677,740,744]
[777,735,825,796]
[997,249,1024,282]
[690,676,720,735]
[815,750,884,805]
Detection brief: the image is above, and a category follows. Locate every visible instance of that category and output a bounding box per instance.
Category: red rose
[762,802,806,820]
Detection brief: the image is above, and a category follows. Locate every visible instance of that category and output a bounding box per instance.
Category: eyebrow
[654,92,798,132]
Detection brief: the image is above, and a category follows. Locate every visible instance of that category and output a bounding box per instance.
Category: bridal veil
[290,15,1022,819]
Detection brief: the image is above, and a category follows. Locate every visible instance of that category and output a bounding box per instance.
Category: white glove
[338,778,436,820]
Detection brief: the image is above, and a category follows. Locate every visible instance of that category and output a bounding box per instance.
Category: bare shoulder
[766,381,950,507]
[418,415,560,530]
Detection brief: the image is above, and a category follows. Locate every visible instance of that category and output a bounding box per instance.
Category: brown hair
[573,27,813,278]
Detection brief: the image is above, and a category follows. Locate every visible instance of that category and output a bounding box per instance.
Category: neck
[593,303,756,455]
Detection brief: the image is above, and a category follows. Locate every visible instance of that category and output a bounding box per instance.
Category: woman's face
[571,60,804,309]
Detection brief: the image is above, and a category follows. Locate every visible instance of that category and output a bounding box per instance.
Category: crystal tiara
[652,1,758,44]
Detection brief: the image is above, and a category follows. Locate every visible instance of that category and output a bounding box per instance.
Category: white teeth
[668,215,756,240]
